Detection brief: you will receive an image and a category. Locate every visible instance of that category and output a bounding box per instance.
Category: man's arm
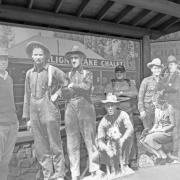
[22,71,31,119]
[120,111,134,142]
[138,79,147,113]
[97,118,108,151]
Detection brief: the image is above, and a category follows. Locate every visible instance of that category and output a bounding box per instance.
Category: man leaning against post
[0,47,19,180]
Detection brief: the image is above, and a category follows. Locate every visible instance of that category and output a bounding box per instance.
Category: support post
[141,35,151,80]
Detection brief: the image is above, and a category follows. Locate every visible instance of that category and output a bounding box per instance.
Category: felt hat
[101,93,130,104]
[167,55,178,64]
[0,48,8,56]
[26,41,51,60]
[65,45,86,60]
[147,58,163,69]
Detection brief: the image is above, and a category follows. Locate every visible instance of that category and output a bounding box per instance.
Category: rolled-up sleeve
[121,111,134,140]
[22,71,31,119]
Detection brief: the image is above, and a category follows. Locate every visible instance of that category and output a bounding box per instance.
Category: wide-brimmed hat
[0,48,8,56]
[26,41,51,60]
[167,55,178,64]
[101,93,130,104]
[147,58,163,69]
[65,45,86,60]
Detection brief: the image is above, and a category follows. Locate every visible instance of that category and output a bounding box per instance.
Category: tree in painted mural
[54,32,139,71]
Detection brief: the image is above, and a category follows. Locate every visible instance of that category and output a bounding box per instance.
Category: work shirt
[138,76,159,113]
[97,110,134,142]
[67,67,93,100]
[23,64,67,118]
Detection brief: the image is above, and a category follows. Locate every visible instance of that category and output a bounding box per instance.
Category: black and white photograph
[0,1,180,180]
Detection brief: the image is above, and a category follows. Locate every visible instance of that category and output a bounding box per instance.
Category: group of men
[139,56,180,164]
[0,39,180,180]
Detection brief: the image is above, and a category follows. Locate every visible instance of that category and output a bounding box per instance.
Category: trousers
[0,123,18,180]
[65,97,99,177]
[30,94,65,179]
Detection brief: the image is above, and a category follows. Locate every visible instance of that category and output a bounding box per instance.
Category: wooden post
[141,35,151,80]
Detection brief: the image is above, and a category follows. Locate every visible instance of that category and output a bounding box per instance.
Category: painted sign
[49,55,136,70]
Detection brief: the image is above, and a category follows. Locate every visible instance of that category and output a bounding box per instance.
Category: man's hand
[27,120,32,132]
[51,93,58,102]
[140,111,146,119]
[68,83,74,89]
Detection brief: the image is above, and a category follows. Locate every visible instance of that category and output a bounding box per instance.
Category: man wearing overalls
[105,64,138,168]
[23,41,67,180]
[63,45,100,180]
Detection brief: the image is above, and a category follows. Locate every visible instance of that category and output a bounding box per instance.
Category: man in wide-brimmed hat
[104,64,138,168]
[63,45,101,180]
[157,55,180,160]
[138,58,163,130]
[96,93,134,177]
[0,47,19,180]
[23,41,68,180]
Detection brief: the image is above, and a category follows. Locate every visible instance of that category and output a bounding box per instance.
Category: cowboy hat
[0,48,8,56]
[167,55,178,64]
[65,45,86,60]
[26,41,51,60]
[147,58,163,69]
[101,93,130,104]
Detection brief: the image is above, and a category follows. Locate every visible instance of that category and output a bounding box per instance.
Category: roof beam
[157,17,180,31]
[28,0,34,9]
[96,1,114,20]
[143,13,166,28]
[54,0,64,13]
[76,0,91,17]
[129,9,151,26]
[0,5,161,39]
[112,0,180,19]
[113,5,134,23]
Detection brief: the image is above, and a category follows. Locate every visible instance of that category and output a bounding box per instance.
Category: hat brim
[147,63,163,69]
[26,41,51,59]
[65,50,86,60]
[101,97,130,104]
[167,60,178,64]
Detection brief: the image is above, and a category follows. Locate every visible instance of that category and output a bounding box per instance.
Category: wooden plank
[0,5,161,39]
[157,17,180,31]
[112,0,180,19]
[28,0,34,9]
[96,1,114,21]
[54,0,64,13]
[129,9,151,26]
[113,5,134,23]
[76,0,91,17]
[143,13,166,28]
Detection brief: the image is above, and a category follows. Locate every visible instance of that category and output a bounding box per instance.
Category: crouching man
[95,94,134,177]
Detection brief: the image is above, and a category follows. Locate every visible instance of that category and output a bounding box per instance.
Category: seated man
[140,92,175,165]
[94,94,134,177]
